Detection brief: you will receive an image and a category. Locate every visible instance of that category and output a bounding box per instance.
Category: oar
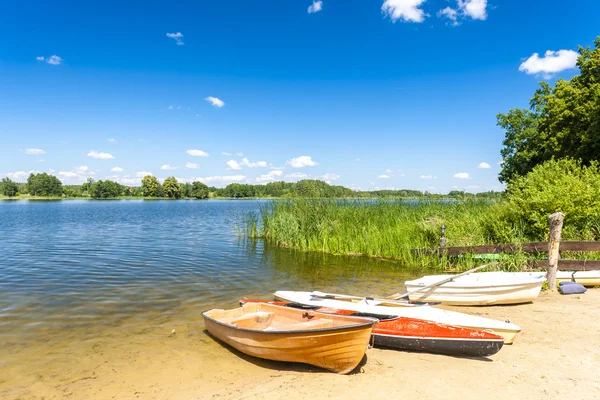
[310,291,414,306]
[310,291,364,302]
[385,262,497,301]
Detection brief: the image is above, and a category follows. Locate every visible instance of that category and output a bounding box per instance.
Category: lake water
[0,200,422,398]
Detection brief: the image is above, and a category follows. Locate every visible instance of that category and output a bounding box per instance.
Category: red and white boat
[240,299,504,358]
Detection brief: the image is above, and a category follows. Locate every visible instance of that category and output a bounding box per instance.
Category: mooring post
[439,224,447,256]
[547,212,565,291]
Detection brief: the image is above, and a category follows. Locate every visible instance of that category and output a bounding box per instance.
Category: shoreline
[2,290,598,399]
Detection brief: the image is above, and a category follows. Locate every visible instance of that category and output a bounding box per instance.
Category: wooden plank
[533,259,600,271]
[557,241,600,252]
[411,242,547,256]
[411,241,600,256]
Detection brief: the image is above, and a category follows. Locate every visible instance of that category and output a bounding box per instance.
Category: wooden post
[547,212,565,291]
[439,224,447,253]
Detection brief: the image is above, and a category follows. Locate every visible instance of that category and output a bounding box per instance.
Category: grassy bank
[246,199,553,270]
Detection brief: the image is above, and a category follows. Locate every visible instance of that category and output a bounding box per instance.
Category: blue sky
[1,0,599,192]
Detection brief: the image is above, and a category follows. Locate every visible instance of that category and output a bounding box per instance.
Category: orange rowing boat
[202,302,377,374]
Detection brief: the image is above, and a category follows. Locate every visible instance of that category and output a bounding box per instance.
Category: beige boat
[202,303,377,374]
[557,270,600,287]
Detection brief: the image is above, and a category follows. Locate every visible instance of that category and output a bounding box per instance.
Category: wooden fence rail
[411,241,600,256]
[412,214,600,277]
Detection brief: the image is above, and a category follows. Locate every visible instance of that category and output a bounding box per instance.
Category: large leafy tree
[26,173,63,196]
[90,180,124,199]
[1,177,19,197]
[141,175,163,197]
[163,177,181,199]
[191,181,209,199]
[497,36,600,182]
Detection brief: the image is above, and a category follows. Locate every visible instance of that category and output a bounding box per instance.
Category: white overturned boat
[557,270,600,287]
[274,290,522,344]
[404,272,546,306]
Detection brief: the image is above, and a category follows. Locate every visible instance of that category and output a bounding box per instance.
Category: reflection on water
[0,199,426,398]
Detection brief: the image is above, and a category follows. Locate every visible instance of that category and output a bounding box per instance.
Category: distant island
[0,173,503,200]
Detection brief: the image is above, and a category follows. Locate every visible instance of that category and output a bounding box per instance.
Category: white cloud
[87,151,114,160]
[77,166,88,172]
[197,175,246,185]
[111,167,124,172]
[3,170,39,182]
[161,164,177,170]
[226,160,242,170]
[241,158,268,168]
[382,0,427,23]
[286,156,318,168]
[236,152,243,157]
[477,162,491,169]
[221,152,232,156]
[285,172,308,179]
[113,177,140,185]
[58,171,78,178]
[256,170,284,184]
[167,105,174,110]
[136,171,152,178]
[308,0,323,13]
[46,55,62,65]
[420,175,434,179]
[186,149,209,157]
[108,138,116,143]
[166,32,184,45]
[321,173,340,181]
[438,0,487,25]
[378,174,390,179]
[36,56,45,61]
[453,172,469,179]
[205,96,225,108]
[459,0,487,20]
[385,169,393,173]
[519,49,579,77]
[25,148,46,155]
[185,162,199,169]
[438,7,459,25]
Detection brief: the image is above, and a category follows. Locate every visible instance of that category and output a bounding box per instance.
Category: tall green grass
[246,199,539,270]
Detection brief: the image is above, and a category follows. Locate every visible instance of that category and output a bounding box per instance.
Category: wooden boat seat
[270,318,334,331]
[225,312,276,330]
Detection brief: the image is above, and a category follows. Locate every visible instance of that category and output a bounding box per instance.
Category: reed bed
[246,199,537,270]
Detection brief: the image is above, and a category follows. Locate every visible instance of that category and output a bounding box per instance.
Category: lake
[0,200,421,397]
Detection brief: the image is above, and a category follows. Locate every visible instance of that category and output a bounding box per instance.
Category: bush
[500,158,600,240]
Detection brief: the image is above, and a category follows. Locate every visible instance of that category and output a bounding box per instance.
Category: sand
[2,290,599,400]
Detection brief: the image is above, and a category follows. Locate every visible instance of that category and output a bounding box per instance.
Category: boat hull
[274,291,521,344]
[556,270,600,287]
[405,272,546,306]
[373,332,503,357]
[202,303,375,374]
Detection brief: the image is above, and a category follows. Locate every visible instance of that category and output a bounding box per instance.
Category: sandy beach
[2,289,599,400]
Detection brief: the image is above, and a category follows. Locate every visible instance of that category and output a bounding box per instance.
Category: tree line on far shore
[0,173,503,200]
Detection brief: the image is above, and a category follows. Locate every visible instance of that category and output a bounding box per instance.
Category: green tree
[26,173,63,196]
[497,36,600,182]
[90,180,124,199]
[191,181,209,199]
[163,177,181,199]
[141,175,162,197]
[1,177,18,197]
